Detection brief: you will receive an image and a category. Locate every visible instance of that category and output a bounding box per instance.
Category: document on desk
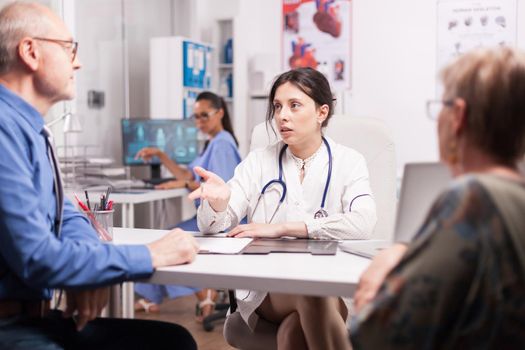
[196,237,253,254]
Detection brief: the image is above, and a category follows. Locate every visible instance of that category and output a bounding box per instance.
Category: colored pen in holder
[74,193,114,242]
[85,209,114,242]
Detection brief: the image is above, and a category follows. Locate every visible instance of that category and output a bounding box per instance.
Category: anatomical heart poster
[282,0,352,90]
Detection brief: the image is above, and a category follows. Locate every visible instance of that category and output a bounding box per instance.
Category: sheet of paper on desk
[196,237,253,254]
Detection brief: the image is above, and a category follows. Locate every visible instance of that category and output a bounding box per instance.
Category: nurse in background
[190,68,376,350]
[134,91,241,320]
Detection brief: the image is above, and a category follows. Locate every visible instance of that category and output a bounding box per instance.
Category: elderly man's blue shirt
[0,84,153,301]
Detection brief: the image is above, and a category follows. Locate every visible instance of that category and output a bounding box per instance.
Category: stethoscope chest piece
[314,208,329,219]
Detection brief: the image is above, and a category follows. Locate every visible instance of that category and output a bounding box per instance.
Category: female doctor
[189,67,377,350]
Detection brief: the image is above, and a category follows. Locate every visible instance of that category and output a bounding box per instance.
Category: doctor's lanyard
[252,137,333,223]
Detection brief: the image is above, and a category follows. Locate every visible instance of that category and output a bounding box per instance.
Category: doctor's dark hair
[266,67,335,129]
[196,91,238,146]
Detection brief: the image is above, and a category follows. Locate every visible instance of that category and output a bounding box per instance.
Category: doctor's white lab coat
[197,137,377,329]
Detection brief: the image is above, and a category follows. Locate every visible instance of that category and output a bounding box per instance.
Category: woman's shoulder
[206,131,241,158]
[210,130,237,147]
[449,174,525,212]
[447,173,525,197]
[410,175,503,246]
[426,174,525,230]
[432,175,492,210]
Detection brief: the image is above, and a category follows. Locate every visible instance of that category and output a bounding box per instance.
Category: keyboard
[142,177,176,185]
[110,179,154,189]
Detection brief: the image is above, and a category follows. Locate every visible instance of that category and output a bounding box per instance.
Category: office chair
[201,290,230,332]
[223,115,397,349]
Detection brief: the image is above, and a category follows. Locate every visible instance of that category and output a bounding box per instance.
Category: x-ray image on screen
[121,119,199,166]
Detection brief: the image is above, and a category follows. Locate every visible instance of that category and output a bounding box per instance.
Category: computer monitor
[121,118,199,179]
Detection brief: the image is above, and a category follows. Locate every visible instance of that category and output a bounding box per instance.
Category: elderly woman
[351,47,525,348]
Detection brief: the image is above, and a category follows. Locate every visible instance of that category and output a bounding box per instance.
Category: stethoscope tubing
[320,137,332,209]
[255,137,332,222]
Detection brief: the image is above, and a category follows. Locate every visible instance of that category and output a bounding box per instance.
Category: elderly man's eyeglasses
[33,37,78,62]
[426,99,454,120]
[190,109,219,121]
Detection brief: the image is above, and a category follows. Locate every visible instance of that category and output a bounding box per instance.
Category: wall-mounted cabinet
[150,36,213,119]
[213,18,235,121]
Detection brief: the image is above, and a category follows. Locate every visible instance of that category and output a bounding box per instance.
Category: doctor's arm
[227,221,308,238]
[192,152,257,233]
[190,166,232,233]
[304,156,377,240]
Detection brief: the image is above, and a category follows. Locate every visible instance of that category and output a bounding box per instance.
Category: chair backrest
[249,115,397,240]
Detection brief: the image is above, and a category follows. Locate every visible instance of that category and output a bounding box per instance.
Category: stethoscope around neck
[251,136,333,223]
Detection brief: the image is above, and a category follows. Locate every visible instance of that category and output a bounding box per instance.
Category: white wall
[73,0,190,164]
[208,0,525,172]
[348,0,439,172]
[74,0,127,161]
[3,0,524,173]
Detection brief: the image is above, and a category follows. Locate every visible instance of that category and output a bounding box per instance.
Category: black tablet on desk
[241,239,338,255]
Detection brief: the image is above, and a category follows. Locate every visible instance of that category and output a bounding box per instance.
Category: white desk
[67,188,187,228]
[114,228,372,318]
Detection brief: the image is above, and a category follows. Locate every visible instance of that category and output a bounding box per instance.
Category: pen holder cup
[83,209,114,242]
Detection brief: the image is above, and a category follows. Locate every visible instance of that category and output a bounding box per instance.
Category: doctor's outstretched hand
[188,166,231,212]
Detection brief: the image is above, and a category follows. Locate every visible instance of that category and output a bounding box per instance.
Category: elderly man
[0,2,198,349]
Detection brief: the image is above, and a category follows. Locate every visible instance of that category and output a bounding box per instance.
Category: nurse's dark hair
[266,67,335,129]
[196,91,238,146]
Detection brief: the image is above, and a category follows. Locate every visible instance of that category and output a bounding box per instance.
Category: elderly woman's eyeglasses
[190,109,218,121]
[33,37,79,62]
[426,99,454,120]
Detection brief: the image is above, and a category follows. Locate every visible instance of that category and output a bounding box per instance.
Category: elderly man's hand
[354,243,408,313]
[64,287,110,331]
[147,228,199,268]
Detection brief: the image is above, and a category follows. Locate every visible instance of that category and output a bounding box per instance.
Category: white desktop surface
[106,188,187,205]
[115,228,371,298]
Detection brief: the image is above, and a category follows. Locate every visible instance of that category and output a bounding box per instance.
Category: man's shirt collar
[0,83,45,134]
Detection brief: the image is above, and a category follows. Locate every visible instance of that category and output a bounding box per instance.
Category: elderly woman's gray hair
[441,47,525,164]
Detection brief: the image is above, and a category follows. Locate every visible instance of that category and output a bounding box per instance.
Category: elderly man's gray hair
[0,1,52,75]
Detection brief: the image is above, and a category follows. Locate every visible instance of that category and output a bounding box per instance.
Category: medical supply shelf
[150,36,213,120]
